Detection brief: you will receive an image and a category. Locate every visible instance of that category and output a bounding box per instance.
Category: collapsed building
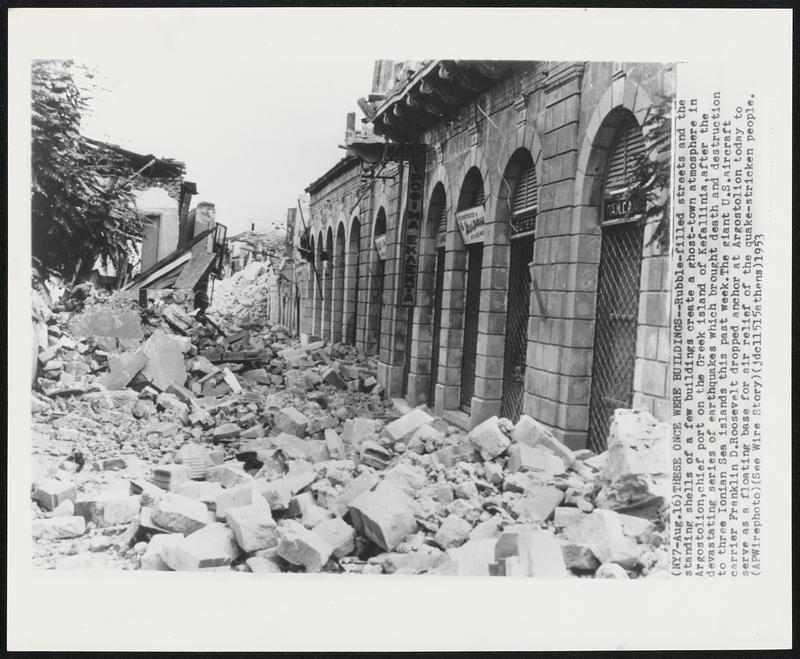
[297,60,673,452]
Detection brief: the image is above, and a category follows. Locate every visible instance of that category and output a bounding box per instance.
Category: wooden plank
[174,251,216,289]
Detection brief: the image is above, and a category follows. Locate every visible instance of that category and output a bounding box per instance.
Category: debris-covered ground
[30,273,671,578]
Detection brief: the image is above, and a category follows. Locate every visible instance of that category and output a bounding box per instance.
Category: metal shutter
[472,180,486,207]
[605,120,646,192]
[511,161,538,215]
[438,202,448,236]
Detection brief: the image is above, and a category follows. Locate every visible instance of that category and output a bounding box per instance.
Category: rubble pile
[209,260,274,328]
[31,280,670,578]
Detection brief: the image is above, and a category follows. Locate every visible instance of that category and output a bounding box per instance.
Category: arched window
[510,159,538,236]
[602,117,646,223]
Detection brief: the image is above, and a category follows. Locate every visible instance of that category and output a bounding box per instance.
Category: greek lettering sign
[374,233,387,260]
[603,193,645,223]
[455,205,486,245]
[398,156,425,306]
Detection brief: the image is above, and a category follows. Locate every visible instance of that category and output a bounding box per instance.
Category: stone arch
[344,216,362,346]
[367,207,388,356]
[331,220,347,343]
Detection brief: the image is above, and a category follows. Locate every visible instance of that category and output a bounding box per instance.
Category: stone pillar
[525,62,590,449]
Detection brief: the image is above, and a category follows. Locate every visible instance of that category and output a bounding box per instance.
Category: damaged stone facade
[299,60,674,451]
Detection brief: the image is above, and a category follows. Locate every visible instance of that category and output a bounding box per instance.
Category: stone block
[510,486,565,523]
[151,493,209,535]
[175,480,224,504]
[341,417,382,448]
[327,471,379,516]
[435,514,472,548]
[561,542,601,571]
[222,367,242,394]
[469,416,511,460]
[212,423,241,441]
[380,551,446,575]
[141,330,187,390]
[348,483,418,551]
[215,482,267,521]
[507,444,566,479]
[595,562,630,578]
[140,533,184,570]
[322,367,347,389]
[553,506,586,529]
[103,351,147,390]
[32,516,86,540]
[324,429,346,459]
[33,479,76,512]
[226,503,279,552]
[494,529,568,577]
[432,538,497,576]
[359,440,393,470]
[162,523,241,571]
[276,520,333,572]
[314,516,356,558]
[559,509,641,568]
[151,464,191,491]
[469,515,503,541]
[274,407,310,436]
[382,408,435,442]
[74,495,141,528]
[382,463,427,495]
[206,463,253,489]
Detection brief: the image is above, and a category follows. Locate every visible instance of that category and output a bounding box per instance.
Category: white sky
[78,52,373,237]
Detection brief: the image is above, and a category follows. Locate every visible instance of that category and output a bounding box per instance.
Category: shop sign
[398,157,425,306]
[455,205,485,245]
[603,192,645,222]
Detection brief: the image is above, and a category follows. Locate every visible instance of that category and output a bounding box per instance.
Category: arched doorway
[426,183,448,407]
[344,217,361,345]
[332,222,346,343]
[498,149,539,422]
[587,109,647,452]
[322,227,334,340]
[369,208,387,356]
[313,232,324,337]
[456,167,486,412]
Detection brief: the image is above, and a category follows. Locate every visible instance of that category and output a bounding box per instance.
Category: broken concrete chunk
[314,516,356,559]
[383,408,435,442]
[348,483,418,552]
[222,367,242,394]
[226,503,279,552]
[559,509,641,568]
[359,440,393,470]
[553,506,586,530]
[273,407,310,436]
[382,463,427,495]
[102,351,147,390]
[151,493,209,535]
[595,562,630,578]
[507,443,566,479]
[435,514,472,548]
[141,533,184,571]
[32,516,86,540]
[433,538,497,576]
[381,551,446,575]
[324,429,346,460]
[75,495,141,528]
[322,367,347,390]
[141,329,188,390]
[509,486,565,523]
[276,520,333,572]
[469,416,511,460]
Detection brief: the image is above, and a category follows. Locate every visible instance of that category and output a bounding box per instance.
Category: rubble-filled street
[31,261,670,578]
